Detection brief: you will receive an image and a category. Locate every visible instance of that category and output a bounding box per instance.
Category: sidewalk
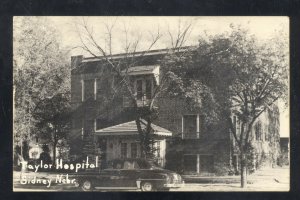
[180,166,289,191]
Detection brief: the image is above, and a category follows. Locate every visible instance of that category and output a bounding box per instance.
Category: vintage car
[73,158,184,191]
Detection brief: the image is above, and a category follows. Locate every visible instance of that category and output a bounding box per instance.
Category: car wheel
[81,180,93,191]
[141,181,154,191]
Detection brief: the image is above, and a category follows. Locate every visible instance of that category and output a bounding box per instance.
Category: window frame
[121,143,128,158]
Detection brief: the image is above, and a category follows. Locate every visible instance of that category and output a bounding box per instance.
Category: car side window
[124,161,133,169]
[113,161,123,169]
[133,161,140,169]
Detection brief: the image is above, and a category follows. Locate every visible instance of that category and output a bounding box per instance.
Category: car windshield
[137,159,160,169]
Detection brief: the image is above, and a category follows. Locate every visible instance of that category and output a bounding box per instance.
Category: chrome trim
[163,182,185,188]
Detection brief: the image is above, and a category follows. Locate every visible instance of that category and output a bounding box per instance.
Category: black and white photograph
[13,16,289,192]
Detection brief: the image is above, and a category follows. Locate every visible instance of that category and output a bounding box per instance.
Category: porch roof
[121,65,160,85]
[94,120,172,137]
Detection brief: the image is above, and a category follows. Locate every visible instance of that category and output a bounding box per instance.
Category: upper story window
[183,115,197,135]
[136,79,143,100]
[145,79,152,99]
[182,114,202,139]
[135,78,153,100]
[82,79,96,101]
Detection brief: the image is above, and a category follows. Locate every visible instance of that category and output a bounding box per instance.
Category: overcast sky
[24,16,290,137]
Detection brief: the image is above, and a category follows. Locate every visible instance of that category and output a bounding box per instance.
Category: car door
[94,160,123,188]
[118,160,141,188]
[95,169,122,188]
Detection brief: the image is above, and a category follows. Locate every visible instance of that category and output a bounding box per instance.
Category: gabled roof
[95,120,172,137]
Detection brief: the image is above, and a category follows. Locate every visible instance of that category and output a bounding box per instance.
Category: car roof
[109,158,148,162]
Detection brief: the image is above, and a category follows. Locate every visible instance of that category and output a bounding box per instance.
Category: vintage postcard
[13,16,289,192]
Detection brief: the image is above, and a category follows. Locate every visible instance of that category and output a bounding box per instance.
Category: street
[13,166,289,192]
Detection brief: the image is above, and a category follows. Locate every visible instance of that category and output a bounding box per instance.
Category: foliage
[13,17,70,161]
[166,24,288,187]
[33,93,71,164]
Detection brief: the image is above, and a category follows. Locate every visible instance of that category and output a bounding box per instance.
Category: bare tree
[75,17,193,159]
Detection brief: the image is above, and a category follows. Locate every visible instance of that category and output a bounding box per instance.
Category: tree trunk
[240,151,247,188]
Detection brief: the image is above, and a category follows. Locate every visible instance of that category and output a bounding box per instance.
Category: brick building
[70,48,280,175]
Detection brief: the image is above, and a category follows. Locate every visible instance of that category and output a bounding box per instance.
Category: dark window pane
[136,80,143,100]
[157,141,160,157]
[184,115,197,137]
[84,79,94,100]
[131,143,138,158]
[146,79,152,99]
[200,155,214,173]
[183,155,197,173]
[121,143,127,158]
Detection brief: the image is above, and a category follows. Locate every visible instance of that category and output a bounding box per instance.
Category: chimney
[71,55,83,70]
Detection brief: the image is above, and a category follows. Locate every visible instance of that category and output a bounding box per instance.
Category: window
[183,115,197,138]
[135,78,153,100]
[146,79,152,99]
[232,155,239,171]
[156,141,161,157]
[97,78,110,98]
[200,155,214,173]
[121,143,127,158]
[131,143,138,158]
[183,155,197,173]
[84,79,94,101]
[184,115,197,134]
[136,80,143,100]
[124,160,140,169]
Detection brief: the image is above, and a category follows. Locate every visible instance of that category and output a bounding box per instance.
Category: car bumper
[164,181,185,188]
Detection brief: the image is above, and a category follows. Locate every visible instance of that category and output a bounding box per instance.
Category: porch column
[197,154,200,174]
[196,114,200,138]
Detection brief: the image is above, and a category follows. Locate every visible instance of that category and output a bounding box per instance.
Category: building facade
[70,48,281,175]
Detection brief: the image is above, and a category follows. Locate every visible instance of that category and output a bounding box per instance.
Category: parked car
[73,158,184,191]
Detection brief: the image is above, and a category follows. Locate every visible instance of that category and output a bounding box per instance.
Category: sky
[20,16,290,137]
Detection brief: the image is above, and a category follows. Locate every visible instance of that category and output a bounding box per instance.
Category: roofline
[94,131,172,137]
[79,46,197,63]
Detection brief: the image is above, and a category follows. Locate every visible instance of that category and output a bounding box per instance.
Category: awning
[121,65,160,85]
[94,120,172,137]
